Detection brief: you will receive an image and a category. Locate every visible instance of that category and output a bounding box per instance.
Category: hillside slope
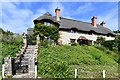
[38,45,118,78]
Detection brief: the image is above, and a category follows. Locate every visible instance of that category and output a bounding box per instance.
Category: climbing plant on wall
[33,23,59,46]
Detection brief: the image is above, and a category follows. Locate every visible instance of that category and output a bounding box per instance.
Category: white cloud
[2,2,32,33]
[1,0,120,2]
[74,4,118,31]
[97,6,118,30]
[48,2,94,19]
[1,2,47,34]
[47,2,94,19]
[48,2,64,16]
[75,3,93,15]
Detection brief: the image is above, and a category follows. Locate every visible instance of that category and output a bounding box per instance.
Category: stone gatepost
[4,56,12,77]
[28,57,35,78]
[23,33,27,47]
[36,35,40,45]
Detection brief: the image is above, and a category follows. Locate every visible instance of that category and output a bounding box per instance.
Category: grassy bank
[38,45,118,78]
[1,35,22,58]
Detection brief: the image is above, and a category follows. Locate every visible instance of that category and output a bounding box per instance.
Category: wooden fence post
[35,65,37,78]
[75,69,77,78]
[2,64,5,78]
[103,70,105,78]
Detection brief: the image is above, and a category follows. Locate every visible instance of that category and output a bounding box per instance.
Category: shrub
[101,40,114,51]
[96,36,105,45]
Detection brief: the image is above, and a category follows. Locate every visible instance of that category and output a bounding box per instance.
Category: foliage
[113,30,120,34]
[27,35,36,45]
[114,35,120,51]
[33,23,59,41]
[96,36,105,45]
[1,28,22,58]
[101,40,114,50]
[101,35,120,53]
[2,40,22,58]
[112,30,120,52]
[38,45,118,78]
[40,39,53,48]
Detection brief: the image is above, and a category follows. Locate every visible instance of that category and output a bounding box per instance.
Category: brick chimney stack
[91,16,97,27]
[55,7,60,21]
[100,21,106,27]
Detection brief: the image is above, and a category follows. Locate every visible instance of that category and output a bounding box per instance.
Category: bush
[96,36,105,45]
[101,40,114,50]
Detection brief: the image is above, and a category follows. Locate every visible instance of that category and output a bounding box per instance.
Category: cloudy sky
[1,1,119,34]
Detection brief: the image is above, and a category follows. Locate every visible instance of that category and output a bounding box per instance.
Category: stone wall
[4,57,12,76]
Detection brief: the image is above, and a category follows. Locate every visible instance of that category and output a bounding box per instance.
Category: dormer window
[88,32,92,35]
[70,29,76,33]
[107,34,110,37]
[70,28,77,33]
[44,22,50,26]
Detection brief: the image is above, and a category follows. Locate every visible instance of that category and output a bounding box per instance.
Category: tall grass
[38,45,118,78]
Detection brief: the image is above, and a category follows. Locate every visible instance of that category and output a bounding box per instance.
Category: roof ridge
[60,17,91,24]
[61,17,106,27]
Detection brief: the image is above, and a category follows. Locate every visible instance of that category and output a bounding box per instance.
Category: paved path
[13,45,36,78]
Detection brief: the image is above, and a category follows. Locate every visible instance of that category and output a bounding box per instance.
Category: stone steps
[3,34,39,78]
[12,45,36,78]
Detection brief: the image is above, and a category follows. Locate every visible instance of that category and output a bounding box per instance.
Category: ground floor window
[77,39,92,45]
[70,39,76,43]
[69,36,92,45]
[70,39,76,46]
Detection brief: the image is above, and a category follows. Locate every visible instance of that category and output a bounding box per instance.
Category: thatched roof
[34,13,115,36]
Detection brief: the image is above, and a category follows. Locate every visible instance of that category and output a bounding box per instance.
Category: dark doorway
[77,36,91,45]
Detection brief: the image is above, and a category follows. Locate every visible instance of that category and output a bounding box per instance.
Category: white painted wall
[59,31,115,44]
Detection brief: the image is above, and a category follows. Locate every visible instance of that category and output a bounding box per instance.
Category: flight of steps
[13,45,36,78]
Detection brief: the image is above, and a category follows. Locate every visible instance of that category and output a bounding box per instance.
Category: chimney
[100,21,106,27]
[55,7,60,21]
[91,16,97,27]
